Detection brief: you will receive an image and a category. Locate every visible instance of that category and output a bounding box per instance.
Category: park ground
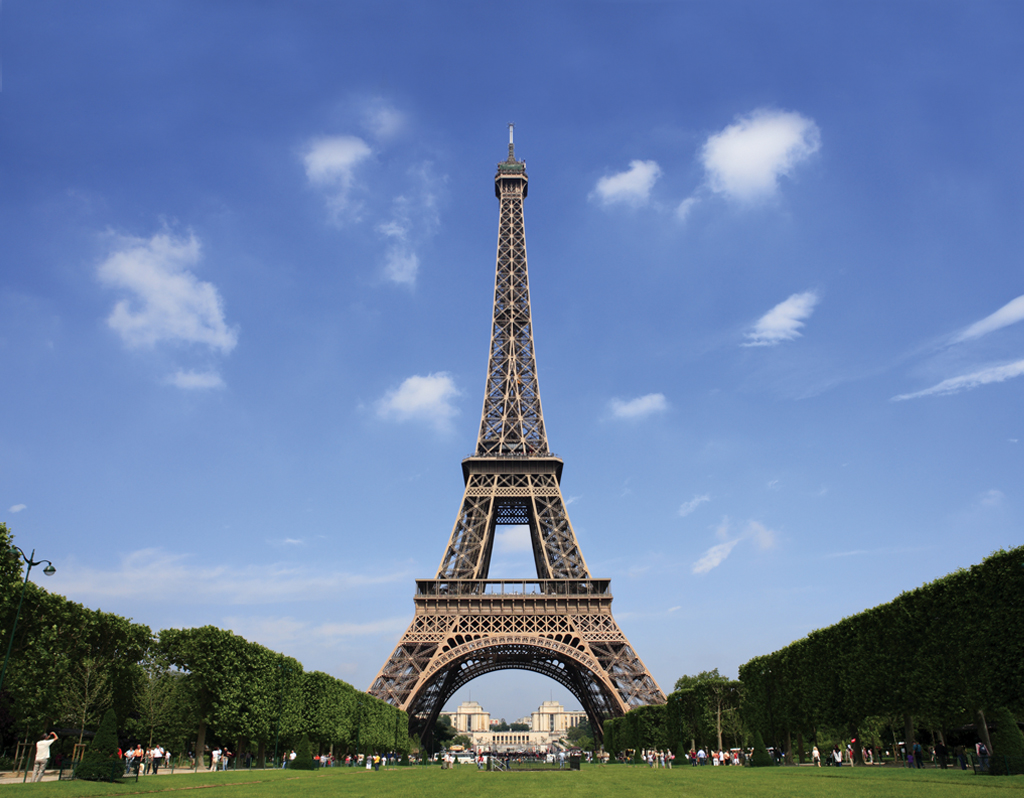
[1,764,1022,798]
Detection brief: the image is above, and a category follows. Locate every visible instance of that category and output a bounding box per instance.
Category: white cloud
[744,290,819,347]
[892,359,1024,401]
[676,196,699,221]
[375,372,461,430]
[746,520,777,550]
[304,135,372,186]
[692,518,778,574]
[363,100,405,140]
[165,369,225,390]
[56,549,409,605]
[97,232,238,352]
[692,539,740,574]
[375,177,440,286]
[8,504,27,513]
[303,135,373,218]
[953,294,1024,343]
[610,393,668,419]
[495,525,532,554]
[591,160,662,206]
[979,489,1004,507]
[382,249,419,285]
[702,109,821,202]
[678,494,710,517]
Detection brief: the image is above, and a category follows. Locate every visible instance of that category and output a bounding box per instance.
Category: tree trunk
[904,714,914,763]
[716,702,723,752]
[850,722,864,765]
[976,708,994,754]
[195,721,207,771]
[257,739,266,769]
[797,730,805,764]
[785,728,792,765]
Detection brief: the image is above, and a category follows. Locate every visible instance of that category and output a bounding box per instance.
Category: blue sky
[2,1,1022,723]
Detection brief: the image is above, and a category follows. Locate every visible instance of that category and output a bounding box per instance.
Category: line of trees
[1,524,407,765]
[603,547,1023,767]
[737,545,1024,763]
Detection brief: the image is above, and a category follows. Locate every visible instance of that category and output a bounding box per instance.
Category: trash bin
[569,755,581,771]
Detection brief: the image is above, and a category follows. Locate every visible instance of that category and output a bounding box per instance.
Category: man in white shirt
[32,732,58,782]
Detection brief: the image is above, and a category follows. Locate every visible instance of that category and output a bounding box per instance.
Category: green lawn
[11,764,1024,798]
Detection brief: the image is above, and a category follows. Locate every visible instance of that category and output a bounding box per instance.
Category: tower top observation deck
[496,122,527,193]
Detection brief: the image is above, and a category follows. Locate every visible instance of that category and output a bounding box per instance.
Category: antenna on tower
[508,122,515,161]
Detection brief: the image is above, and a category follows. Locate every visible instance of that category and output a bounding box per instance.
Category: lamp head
[43,564,56,577]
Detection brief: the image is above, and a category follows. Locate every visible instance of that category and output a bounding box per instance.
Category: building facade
[440,700,587,752]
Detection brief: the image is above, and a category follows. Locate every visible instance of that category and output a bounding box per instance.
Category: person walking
[32,732,58,783]
[812,745,821,767]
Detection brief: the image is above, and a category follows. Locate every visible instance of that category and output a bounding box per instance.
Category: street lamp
[0,547,56,695]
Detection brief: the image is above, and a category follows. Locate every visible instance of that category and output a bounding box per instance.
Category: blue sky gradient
[2,1,1022,722]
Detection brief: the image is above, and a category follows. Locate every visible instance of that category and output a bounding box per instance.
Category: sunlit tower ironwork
[369,128,665,743]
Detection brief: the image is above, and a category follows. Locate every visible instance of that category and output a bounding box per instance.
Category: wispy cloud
[702,109,820,202]
[892,359,1024,401]
[362,99,405,140]
[97,231,238,353]
[375,372,461,430]
[953,294,1024,343]
[693,539,740,574]
[744,291,819,347]
[692,519,778,574]
[375,172,440,286]
[303,135,373,219]
[8,504,27,513]
[591,160,662,207]
[57,549,410,605]
[609,393,668,419]
[676,196,699,221]
[678,494,710,517]
[165,369,225,390]
[979,489,1004,507]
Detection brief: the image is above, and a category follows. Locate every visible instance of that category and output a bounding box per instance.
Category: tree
[509,722,529,731]
[432,715,456,750]
[76,708,122,782]
[750,730,773,767]
[694,670,741,751]
[290,734,315,769]
[566,719,594,751]
[58,657,112,746]
[989,707,1024,776]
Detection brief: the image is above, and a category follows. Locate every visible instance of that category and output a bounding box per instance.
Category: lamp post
[0,547,56,696]
[272,663,291,769]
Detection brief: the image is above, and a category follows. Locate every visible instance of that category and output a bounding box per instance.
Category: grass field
[8,764,1023,798]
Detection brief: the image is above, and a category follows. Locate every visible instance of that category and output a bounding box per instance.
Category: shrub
[75,709,122,782]
[401,751,410,766]
[289,734,315,770]
[750,731,773,767]
[990,707,1024,776]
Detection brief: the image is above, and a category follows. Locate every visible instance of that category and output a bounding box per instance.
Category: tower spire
[508,122,515,161]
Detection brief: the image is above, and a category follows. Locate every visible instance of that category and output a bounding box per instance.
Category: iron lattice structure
[369,132,665,743]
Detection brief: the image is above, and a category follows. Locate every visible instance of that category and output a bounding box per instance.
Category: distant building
[440,700,587,752]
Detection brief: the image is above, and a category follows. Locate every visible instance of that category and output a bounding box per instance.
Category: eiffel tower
[369,127,665,742]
